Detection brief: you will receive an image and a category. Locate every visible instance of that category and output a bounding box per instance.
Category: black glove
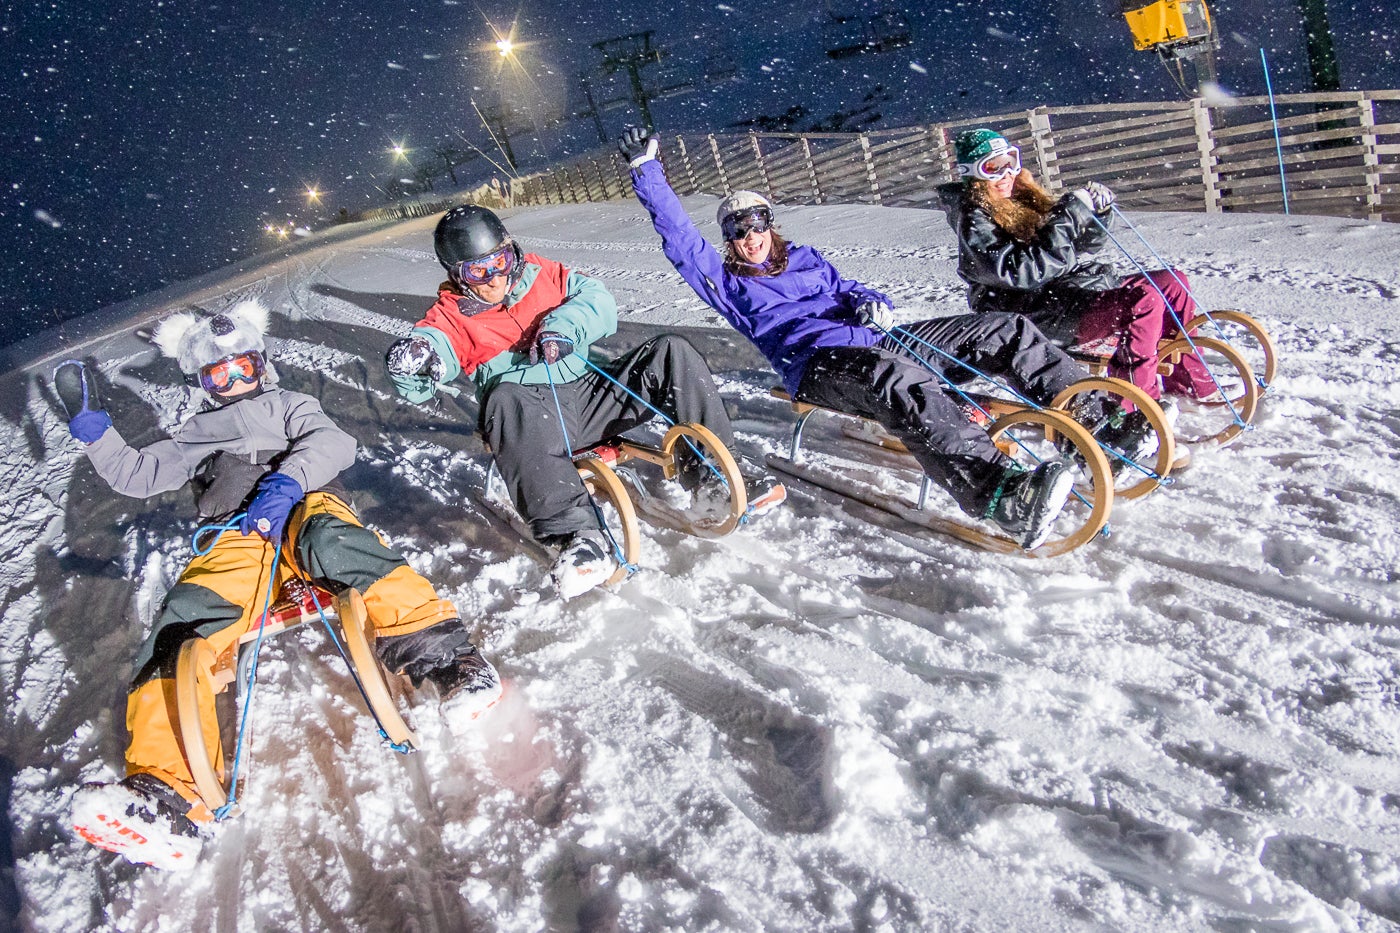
[53,359,113,443]
[618,127,659,166]
[531,332,574,366]
[385,335,445,381]
[1072,181,1115,214]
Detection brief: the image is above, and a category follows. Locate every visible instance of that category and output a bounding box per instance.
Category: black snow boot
[984,460,1075,550]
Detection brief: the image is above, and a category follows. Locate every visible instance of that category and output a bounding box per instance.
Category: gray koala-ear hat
[151,299,270,375]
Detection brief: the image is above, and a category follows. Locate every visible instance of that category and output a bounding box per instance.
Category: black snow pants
[794,311,1083,516]
[480,334,735,540]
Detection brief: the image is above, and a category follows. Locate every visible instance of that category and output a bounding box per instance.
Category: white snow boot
[548,529,618,601]
[71,773,205,872]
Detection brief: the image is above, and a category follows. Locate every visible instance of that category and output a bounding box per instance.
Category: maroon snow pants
[1075,269,1215,400]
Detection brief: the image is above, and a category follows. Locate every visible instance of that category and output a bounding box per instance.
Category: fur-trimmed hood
[152,300,270,375]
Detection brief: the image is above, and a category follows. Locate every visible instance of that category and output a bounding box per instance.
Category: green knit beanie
[954,129,1013,175]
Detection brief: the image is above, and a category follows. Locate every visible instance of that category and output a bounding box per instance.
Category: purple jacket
[630,159,890,395]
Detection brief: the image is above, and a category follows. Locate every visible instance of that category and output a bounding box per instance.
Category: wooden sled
[766,386,1114,557]
[490,422,749,588]
[175,585,417,814]
[826,375,1175,501]
[1072,309,1272,449]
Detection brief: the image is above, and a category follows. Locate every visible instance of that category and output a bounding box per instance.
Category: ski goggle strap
[197,350,266,393]
[958,143,1022,181]
[451,244,517,286]
[721,207,773,241]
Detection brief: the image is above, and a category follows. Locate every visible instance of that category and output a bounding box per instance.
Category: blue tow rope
[1093,209,1248,432]
[190,515,414,822]
[580,356,729,488]
[188,514,281,821]
[542,360,639,575]
[300,580,414,755]
[1108,207,1268,390]
[876,323,1155,488]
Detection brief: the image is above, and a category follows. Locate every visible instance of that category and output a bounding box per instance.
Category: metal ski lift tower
[590,31,666,132]
[1120,0,1220,96]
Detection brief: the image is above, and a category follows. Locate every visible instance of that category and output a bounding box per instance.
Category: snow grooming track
[5,200,1400,931]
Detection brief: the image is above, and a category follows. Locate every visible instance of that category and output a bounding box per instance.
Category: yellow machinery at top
[1121,0,1214,53]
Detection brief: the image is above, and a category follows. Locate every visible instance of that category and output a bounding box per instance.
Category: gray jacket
[83,387,356,518]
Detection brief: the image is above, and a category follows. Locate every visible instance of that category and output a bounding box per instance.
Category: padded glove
[385,335,445,381]
[530,332,575,366]
[1072,181,1115,214]
[53,359,113,443]
[855,300,894,332]
[618,127,659,167]
[240,472,304,542]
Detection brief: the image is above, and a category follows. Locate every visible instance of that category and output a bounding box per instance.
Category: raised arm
[628,157,732,313]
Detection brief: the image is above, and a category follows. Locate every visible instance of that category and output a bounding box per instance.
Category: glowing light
[305,187,321,201]
[391,142,407,159]
[496,38,514,57]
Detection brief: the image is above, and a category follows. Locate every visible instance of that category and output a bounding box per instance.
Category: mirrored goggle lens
[976,148,1021,180]
[454,247,515,285]
[722,209,772,241]
[199,352,264,392]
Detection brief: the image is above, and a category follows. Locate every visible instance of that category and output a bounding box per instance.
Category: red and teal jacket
[390,253,618,404]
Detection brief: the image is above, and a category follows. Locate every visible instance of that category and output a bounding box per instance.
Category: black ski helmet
[434,205,511,269]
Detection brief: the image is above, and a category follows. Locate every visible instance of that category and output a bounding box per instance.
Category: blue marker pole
[1260,47,1291,214]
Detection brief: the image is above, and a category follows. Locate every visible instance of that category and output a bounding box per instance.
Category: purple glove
[53,359,113,443]
[530,332,574,366]
[240,472,304,542]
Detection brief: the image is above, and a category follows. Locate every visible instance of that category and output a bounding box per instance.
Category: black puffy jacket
[936,182,1122,340]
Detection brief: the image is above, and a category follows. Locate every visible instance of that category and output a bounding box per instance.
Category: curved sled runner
[175,585,417,812]
[489,422,755,589]
[1071,309,1272,449]
[766,383,1115,557]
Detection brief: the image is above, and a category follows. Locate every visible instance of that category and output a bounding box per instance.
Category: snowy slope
[2,196,1400,931]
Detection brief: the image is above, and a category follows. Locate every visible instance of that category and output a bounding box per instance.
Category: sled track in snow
[1185,258,1400,301]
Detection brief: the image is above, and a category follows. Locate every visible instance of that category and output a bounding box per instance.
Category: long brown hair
[723,229,790,277]
[968,170,1058,243]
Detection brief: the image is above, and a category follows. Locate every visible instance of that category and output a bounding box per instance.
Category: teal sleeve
[386,326,464,403]
[540,271,618,350]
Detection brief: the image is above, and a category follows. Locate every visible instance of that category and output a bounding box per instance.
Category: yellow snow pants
[124,492,455,818]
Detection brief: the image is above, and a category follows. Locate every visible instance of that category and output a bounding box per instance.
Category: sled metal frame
[175,587,417,814]
[768,381,1117,557]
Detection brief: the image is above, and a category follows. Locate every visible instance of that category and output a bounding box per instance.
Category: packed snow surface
[3,196,1400,931]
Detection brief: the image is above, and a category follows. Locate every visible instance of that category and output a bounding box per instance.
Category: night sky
[2,1,1395,349]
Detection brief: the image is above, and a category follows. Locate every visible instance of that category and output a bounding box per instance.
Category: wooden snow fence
[498,89,1400,224]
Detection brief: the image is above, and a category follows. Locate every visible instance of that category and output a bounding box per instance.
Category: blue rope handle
[1109,206,1267,388]
[1091,211,1247,428]
[886,324,1160,482]
[212,538,282,821]
[871,323,1146,501]
[542,360,638,575]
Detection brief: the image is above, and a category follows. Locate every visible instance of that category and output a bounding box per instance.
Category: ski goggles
[721,207,773,241]
[198,350,265,393]
[451,244,516,286]
[960,145,1022,182]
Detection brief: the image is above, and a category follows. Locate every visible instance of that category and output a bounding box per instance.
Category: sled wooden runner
[767,388,1114,557]
[175,586,418,813]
